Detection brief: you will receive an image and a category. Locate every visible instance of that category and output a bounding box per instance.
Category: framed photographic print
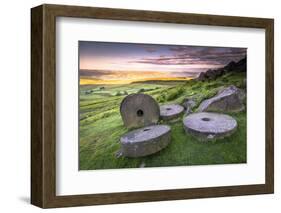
[31,4,274,208]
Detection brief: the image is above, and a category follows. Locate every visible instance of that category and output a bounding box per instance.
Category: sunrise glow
[79,41,246,85]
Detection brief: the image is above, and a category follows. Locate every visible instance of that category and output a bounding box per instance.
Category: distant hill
[197,57,246,81]
[130,79,189,84]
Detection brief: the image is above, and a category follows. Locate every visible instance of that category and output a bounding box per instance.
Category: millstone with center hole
[120,125,171,157]
[160,104,184,121]
[120,94,160,128]
[183,112,237,141]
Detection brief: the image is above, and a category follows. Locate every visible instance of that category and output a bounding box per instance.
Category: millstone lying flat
[120,125,171,157]
[160,104,184,121]
[183,112,237,141]
[120,94,160,128]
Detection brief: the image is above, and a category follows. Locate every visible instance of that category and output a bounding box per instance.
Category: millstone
[120,125,171,157]
[160,104,184,121]
[120,94,160,128]
[183,112,237,141]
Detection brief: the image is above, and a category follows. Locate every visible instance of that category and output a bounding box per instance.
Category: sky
[79,41,246,84]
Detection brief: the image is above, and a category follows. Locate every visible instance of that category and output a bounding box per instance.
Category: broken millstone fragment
[183,112,237,141]
[120,94,160,128]
[181,98,196,115]
[160,104,184,122]
[198,85,245,113]
[120,125,171,157]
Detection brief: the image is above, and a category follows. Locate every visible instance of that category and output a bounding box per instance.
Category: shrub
[221,77,229,83]
[204,82,221,90]
[157,93,167,103]
[137,88,145,93]
[115,91,122,96]
[191,82,202,90]
[166,87,184,101]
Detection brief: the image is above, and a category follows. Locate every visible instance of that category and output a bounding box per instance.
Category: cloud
[80,69,114,77]
[169,71,204,78]
[144,47,157,53]
[137,44,158,53]
[169,46,246,64]
[130,55,221,66]
[131,46,246,67]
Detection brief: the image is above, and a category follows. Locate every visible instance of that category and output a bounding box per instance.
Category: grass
[79,72,247,170]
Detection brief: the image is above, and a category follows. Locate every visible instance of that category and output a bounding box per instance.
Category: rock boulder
[198,85,245,113]
[182,98,196,114]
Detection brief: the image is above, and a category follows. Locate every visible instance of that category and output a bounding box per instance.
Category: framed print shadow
[31,4,274,208]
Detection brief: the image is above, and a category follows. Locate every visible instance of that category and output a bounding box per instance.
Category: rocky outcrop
[205,69,219,80]
[224,57,246,73]
[196,57,246,81]
[198,85,245,113]
[197,72,206,81]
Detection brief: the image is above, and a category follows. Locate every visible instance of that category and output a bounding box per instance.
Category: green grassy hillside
[79,72,247,170]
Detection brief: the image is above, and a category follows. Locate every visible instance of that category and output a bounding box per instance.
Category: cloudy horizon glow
[79,41,246,84]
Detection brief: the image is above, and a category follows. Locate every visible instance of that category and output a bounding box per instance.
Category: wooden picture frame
[31,4,274,208]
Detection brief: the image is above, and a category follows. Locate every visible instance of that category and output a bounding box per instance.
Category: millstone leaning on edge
[120,93,160,129]
[119,94,172,158]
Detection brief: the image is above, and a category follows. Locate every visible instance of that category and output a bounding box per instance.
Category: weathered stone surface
[205,69,218,80]
[182,98,196,114]
[120,94,160,128]
[225,57,246,73]
[183,112,237,141]
[198,85,245,112]
[197,72,206,81]
[160,104,184,121]
[120,125,171,157]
